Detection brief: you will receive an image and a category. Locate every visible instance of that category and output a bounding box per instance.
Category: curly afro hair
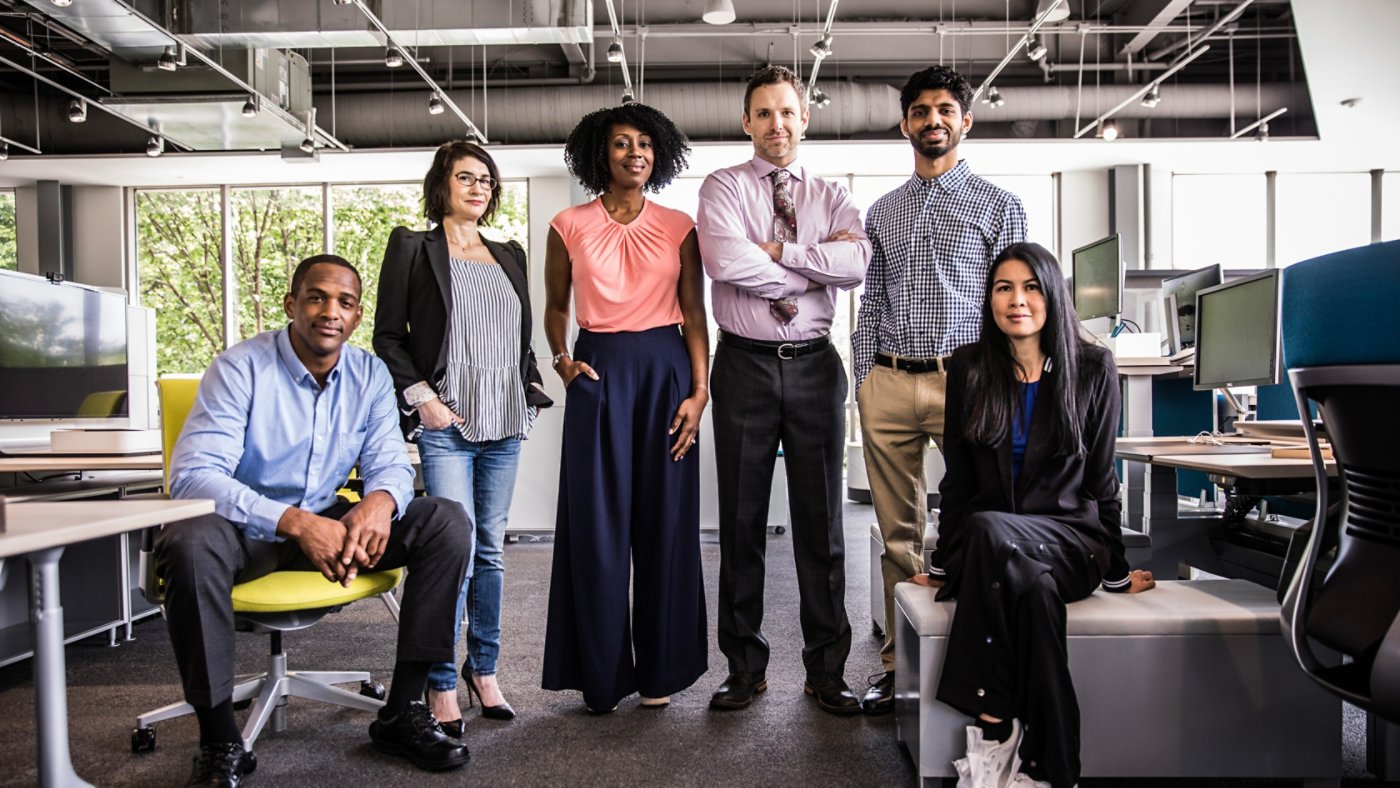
[563,103,691,196]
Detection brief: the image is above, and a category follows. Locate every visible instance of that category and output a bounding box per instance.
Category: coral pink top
[549,198,695,333]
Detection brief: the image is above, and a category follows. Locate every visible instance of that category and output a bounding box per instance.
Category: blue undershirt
[1011,380,1040,485]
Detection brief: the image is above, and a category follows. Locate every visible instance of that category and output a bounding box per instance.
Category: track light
[1140,84,1160,109]
[702,0,736,25]
[50,0,72,7]
[607,39,624,63]
[621,88,635,104]
[1026,37,1048,62]
[67,98,87,123]
[1256,121,1270,142]
[146,136,164,157]
[427,93,445,115]
[983,85,1005,108]
[300,136,316,154]
[1097,119,1119,141]
[384,47,404,68]
[157,46,179,72]
[333,0,354,4]
[810,34,833,59]
[810,86,832,109]
[0,143,8,161]
[242,94,259,118]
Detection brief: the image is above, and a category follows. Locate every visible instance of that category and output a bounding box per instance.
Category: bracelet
[551,352,570,368]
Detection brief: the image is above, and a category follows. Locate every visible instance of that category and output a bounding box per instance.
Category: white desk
[1115,360,1190,532]
[0,499,213,788]
[0,453,163,474]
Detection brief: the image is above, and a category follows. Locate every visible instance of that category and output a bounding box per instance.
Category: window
[1173,174,1267,269]
[231,187,324,345]
[0,189,15,271]
[331,183,423,351]
[135,189,225,374]
[982,174,1056,253]
[1275,173,1371,266]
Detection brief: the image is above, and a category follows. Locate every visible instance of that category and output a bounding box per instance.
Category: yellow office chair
[132,376,404,753]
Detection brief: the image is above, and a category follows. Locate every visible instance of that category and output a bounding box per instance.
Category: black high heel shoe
[464,675,517,721]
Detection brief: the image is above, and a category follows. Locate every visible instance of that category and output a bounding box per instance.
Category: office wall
[1059,169,1112,264]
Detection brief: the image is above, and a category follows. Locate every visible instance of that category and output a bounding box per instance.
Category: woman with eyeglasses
[540,104,710,713]
[374,140,553,737]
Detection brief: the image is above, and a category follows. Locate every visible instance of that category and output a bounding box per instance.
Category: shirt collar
[749,155,806,183]
[275,326,343,388]
[911,159,971,194]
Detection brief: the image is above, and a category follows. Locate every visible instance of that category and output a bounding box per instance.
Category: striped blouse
[420,256,535,442]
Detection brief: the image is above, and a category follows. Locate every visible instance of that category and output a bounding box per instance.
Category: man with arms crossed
[698,65,872,715]
[856,65,1027,714]
[159,254,472,785]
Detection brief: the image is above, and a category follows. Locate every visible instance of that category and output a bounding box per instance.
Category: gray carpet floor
[0,500,1384,787]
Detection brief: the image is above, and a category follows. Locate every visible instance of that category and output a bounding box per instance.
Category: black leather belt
[720,330,831,360]
[875,352,948,373]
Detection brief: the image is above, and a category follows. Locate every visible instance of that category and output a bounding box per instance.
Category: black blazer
[372,225,553,438]
[929,342,1129,592]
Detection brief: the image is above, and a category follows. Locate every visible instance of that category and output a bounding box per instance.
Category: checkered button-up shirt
[853,160,1027,392]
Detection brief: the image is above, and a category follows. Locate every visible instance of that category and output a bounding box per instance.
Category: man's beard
[910,126,959,160]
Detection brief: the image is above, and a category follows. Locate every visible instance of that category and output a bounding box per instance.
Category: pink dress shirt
[550,198,695,333]
[696,156,871,341]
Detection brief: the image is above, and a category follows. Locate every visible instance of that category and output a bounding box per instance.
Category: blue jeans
[417,428,522,690]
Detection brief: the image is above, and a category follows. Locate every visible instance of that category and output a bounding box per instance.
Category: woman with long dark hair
[540,103,710,713]
[374,141,552,735]
[912,241,1154,788]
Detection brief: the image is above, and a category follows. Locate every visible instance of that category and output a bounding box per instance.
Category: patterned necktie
[769,169,799,324]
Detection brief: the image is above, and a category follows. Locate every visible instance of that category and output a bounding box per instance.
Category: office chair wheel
[131,726,157,753]
[360,680,386,700]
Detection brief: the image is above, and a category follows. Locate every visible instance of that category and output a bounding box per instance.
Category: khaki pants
[857,362,948,672]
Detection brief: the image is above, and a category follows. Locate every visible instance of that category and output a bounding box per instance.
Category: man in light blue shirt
[157,255,473,784]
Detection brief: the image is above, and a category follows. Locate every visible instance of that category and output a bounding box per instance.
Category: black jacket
[928,342,1130,592]
[372,225,553,439]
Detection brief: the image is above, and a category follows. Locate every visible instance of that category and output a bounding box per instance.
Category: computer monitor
[1192,269,1281,392]
[1161,264,1223,350]
[0,269,130,420]
[1072,234,1123,323]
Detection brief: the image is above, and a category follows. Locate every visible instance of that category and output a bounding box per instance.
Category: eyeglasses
[453,172,498,191]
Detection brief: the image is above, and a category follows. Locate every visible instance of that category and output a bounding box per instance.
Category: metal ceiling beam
[1119,0,1197,59]
[1073,44,1211,138]
[971,0,1065,105]
[1146,0,1255,61]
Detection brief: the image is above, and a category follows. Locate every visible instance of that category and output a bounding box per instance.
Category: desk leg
[29,547,92,788]
[1121,376,1155,533]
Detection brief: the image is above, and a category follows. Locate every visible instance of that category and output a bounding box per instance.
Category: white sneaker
[953,718,1023,788]
[1008,772,1050,788]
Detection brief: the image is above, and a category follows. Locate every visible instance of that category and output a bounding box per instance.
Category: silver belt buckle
[777,342,797,360]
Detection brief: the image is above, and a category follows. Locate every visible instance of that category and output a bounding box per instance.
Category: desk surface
[1146,451,1336,480]
[0,499,214,558]
[0,453,163,473]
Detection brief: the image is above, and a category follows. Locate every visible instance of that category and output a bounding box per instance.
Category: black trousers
[935,511,1101,788]
[711,340,852,679]
[155,496,472,708]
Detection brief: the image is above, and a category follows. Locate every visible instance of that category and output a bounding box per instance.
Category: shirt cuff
[777,242,809,270]
[403,381,438,408]
[1101,574,1132,592]
[779,266,810,298]
[368,484,414,521]
[248,497,292,542]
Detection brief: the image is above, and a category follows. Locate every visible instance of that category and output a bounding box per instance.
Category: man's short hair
[743,65,807,115]
[899,65,974,116]
[290,254,362,297]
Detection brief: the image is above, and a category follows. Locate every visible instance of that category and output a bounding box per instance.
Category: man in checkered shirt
[854,65,1027,715]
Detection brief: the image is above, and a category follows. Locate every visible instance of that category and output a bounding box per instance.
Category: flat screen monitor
[1072,234,1123,322]
[1193,269,1281,391]
[1162,264,1223,349]
[0,270,129,420]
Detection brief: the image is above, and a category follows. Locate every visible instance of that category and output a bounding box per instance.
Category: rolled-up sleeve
[358,360,416,518]
[169,358,290,542]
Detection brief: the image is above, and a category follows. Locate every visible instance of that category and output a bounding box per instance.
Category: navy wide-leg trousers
[541,326,707,710]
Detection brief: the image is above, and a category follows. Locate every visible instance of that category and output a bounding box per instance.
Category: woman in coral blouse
[540,103,709,713]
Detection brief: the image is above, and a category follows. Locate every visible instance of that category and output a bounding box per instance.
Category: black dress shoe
[804,674,863,716]
[862,671,895,715]
[369,700,470,771]
[464,673,517,721]
[187,742,256,787]
[709,672,768,711]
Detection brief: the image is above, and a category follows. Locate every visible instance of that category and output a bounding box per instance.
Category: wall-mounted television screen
[0,270,129,420]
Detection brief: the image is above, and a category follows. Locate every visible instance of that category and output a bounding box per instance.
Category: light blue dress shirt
[169,327,416,542]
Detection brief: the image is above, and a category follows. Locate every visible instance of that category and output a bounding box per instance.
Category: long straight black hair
[963,241,1094,456]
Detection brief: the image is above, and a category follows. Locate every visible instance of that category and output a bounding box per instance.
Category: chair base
[135,651,385,750]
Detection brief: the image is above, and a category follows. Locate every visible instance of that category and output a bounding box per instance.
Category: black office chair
[1280,239,1400,723]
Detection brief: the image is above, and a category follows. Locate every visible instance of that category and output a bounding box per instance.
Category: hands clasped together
[278,490,397,587]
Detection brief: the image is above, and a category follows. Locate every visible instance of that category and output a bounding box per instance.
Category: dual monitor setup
[1069,234,1282,401]
[0,269,159,453]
